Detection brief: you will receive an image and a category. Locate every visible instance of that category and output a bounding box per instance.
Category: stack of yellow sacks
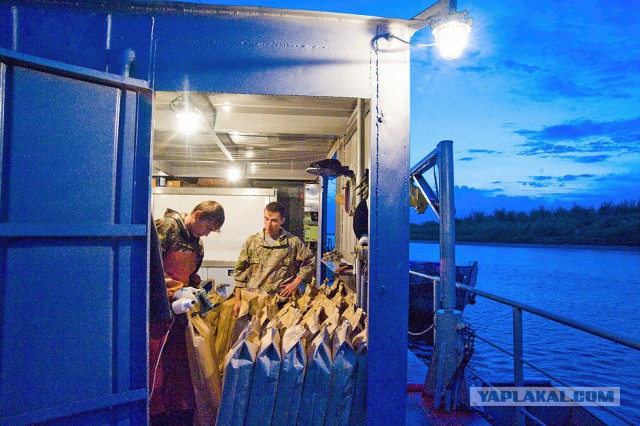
[184,279,368,426]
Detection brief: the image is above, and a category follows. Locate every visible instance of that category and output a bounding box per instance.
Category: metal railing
[409,270,640,425]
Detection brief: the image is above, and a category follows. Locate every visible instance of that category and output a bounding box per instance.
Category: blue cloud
[516,117,640,141]
[563,155,611,163]
[557,174,595,182]
[522,181,549,188]
[500,60,541,74]
[468,149,498,154]
[458,65,493,74]
[515,117,640,158]
[516,174,596,190]
[539,76,601,98]
[458,157,474,162]
[530,176,553,181]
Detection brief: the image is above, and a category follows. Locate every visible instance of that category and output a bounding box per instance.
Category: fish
[306,158,354,179]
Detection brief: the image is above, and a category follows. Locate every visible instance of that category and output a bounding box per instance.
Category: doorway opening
[151,91,370,290]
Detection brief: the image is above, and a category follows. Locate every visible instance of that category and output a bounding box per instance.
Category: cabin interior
[151,91,371,291]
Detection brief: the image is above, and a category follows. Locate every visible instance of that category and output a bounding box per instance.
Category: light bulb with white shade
[432,21,471,60]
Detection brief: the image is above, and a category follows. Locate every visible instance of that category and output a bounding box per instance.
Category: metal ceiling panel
[153,92,357,179]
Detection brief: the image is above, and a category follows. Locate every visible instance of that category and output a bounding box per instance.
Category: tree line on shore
[410,199,640,246]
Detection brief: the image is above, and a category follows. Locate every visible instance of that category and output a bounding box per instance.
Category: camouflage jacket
[155,208,204,290]
[234,229,315,294]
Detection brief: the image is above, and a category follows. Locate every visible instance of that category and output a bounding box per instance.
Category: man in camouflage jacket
[233,202,315,315]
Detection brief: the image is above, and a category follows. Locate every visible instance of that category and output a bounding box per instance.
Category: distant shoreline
[410,239,640,252]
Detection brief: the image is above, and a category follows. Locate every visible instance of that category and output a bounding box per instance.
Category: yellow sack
[212,298,239,373]
[343,292,358,308]
[202,292,225,334]
[279,307,302,332]
[229,299,252,357]
[297,284,318,314]
[186,314,223,426]
[240,289,269,316]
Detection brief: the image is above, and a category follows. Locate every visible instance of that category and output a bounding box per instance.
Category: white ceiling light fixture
[170,94,201,135]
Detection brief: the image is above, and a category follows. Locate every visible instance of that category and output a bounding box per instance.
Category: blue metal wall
[0,2,413,424]
[151,9,372,97]
[0,48,152,425]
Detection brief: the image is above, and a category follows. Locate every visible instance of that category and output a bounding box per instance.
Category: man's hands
[231,278,301,317]
[171,287,199,314]
[279,278,302,298]
[173,287,199,303]
[232,288,242,317]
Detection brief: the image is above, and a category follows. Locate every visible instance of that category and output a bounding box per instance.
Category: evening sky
[184,0,640,217]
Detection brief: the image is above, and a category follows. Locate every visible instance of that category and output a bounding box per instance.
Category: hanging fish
[306,159,354,179]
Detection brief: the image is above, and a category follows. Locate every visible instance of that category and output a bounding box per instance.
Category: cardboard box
[197,178,227,187]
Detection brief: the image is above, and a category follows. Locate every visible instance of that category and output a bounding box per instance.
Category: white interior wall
[335,106,370,263]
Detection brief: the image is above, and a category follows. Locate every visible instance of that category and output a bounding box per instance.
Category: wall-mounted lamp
[170,95,201,135]
[382,0,473,60]
[431,19,472,60]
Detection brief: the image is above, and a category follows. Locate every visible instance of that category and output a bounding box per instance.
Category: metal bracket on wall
[410,144,441,219]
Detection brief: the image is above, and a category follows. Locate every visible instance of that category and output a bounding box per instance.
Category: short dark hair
[265,201,285,217]
[192,200,225,227]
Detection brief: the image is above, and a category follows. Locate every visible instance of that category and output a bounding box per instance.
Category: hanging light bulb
[176,109,200,135]
[170,94,201,135]
[227,166,241,181]
[432,20,471,60]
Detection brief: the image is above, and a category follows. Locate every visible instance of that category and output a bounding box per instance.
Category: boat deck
[406,350,490,425]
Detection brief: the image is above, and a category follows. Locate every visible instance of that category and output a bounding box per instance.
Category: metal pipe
[425,141,462,409]
[465,368,547,426]
[355,256,362,306]
[513,307,524,426]
[355,99,367,309]
[353,254,362,306]
[473,332,635,425]
[411,269,640,368]
[409,144,440,179]
[456,282,640,351]
[412,268,639,424]
[513,307,524,387]
[439,140,456,311]
[433,277,441,316]
[356,98,366,204]
[316,176,325,286]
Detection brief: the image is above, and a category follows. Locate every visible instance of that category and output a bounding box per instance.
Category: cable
[148,316,176,403]
[408,323,434,336]
[433,164,439,199]
[386,34,436,48]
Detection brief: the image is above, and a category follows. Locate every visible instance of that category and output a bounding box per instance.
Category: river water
[409,241,640,425]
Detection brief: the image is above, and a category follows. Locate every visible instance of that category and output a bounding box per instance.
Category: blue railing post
[424,141,465,410]
[513,306,525,425]
[412,275,640,425]
[439,140,456,312]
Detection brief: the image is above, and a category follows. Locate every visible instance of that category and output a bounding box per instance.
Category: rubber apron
[149,249,198,415]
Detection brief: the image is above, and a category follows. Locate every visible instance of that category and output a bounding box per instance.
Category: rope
[408,324,434,336]
[149,316,176,402]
